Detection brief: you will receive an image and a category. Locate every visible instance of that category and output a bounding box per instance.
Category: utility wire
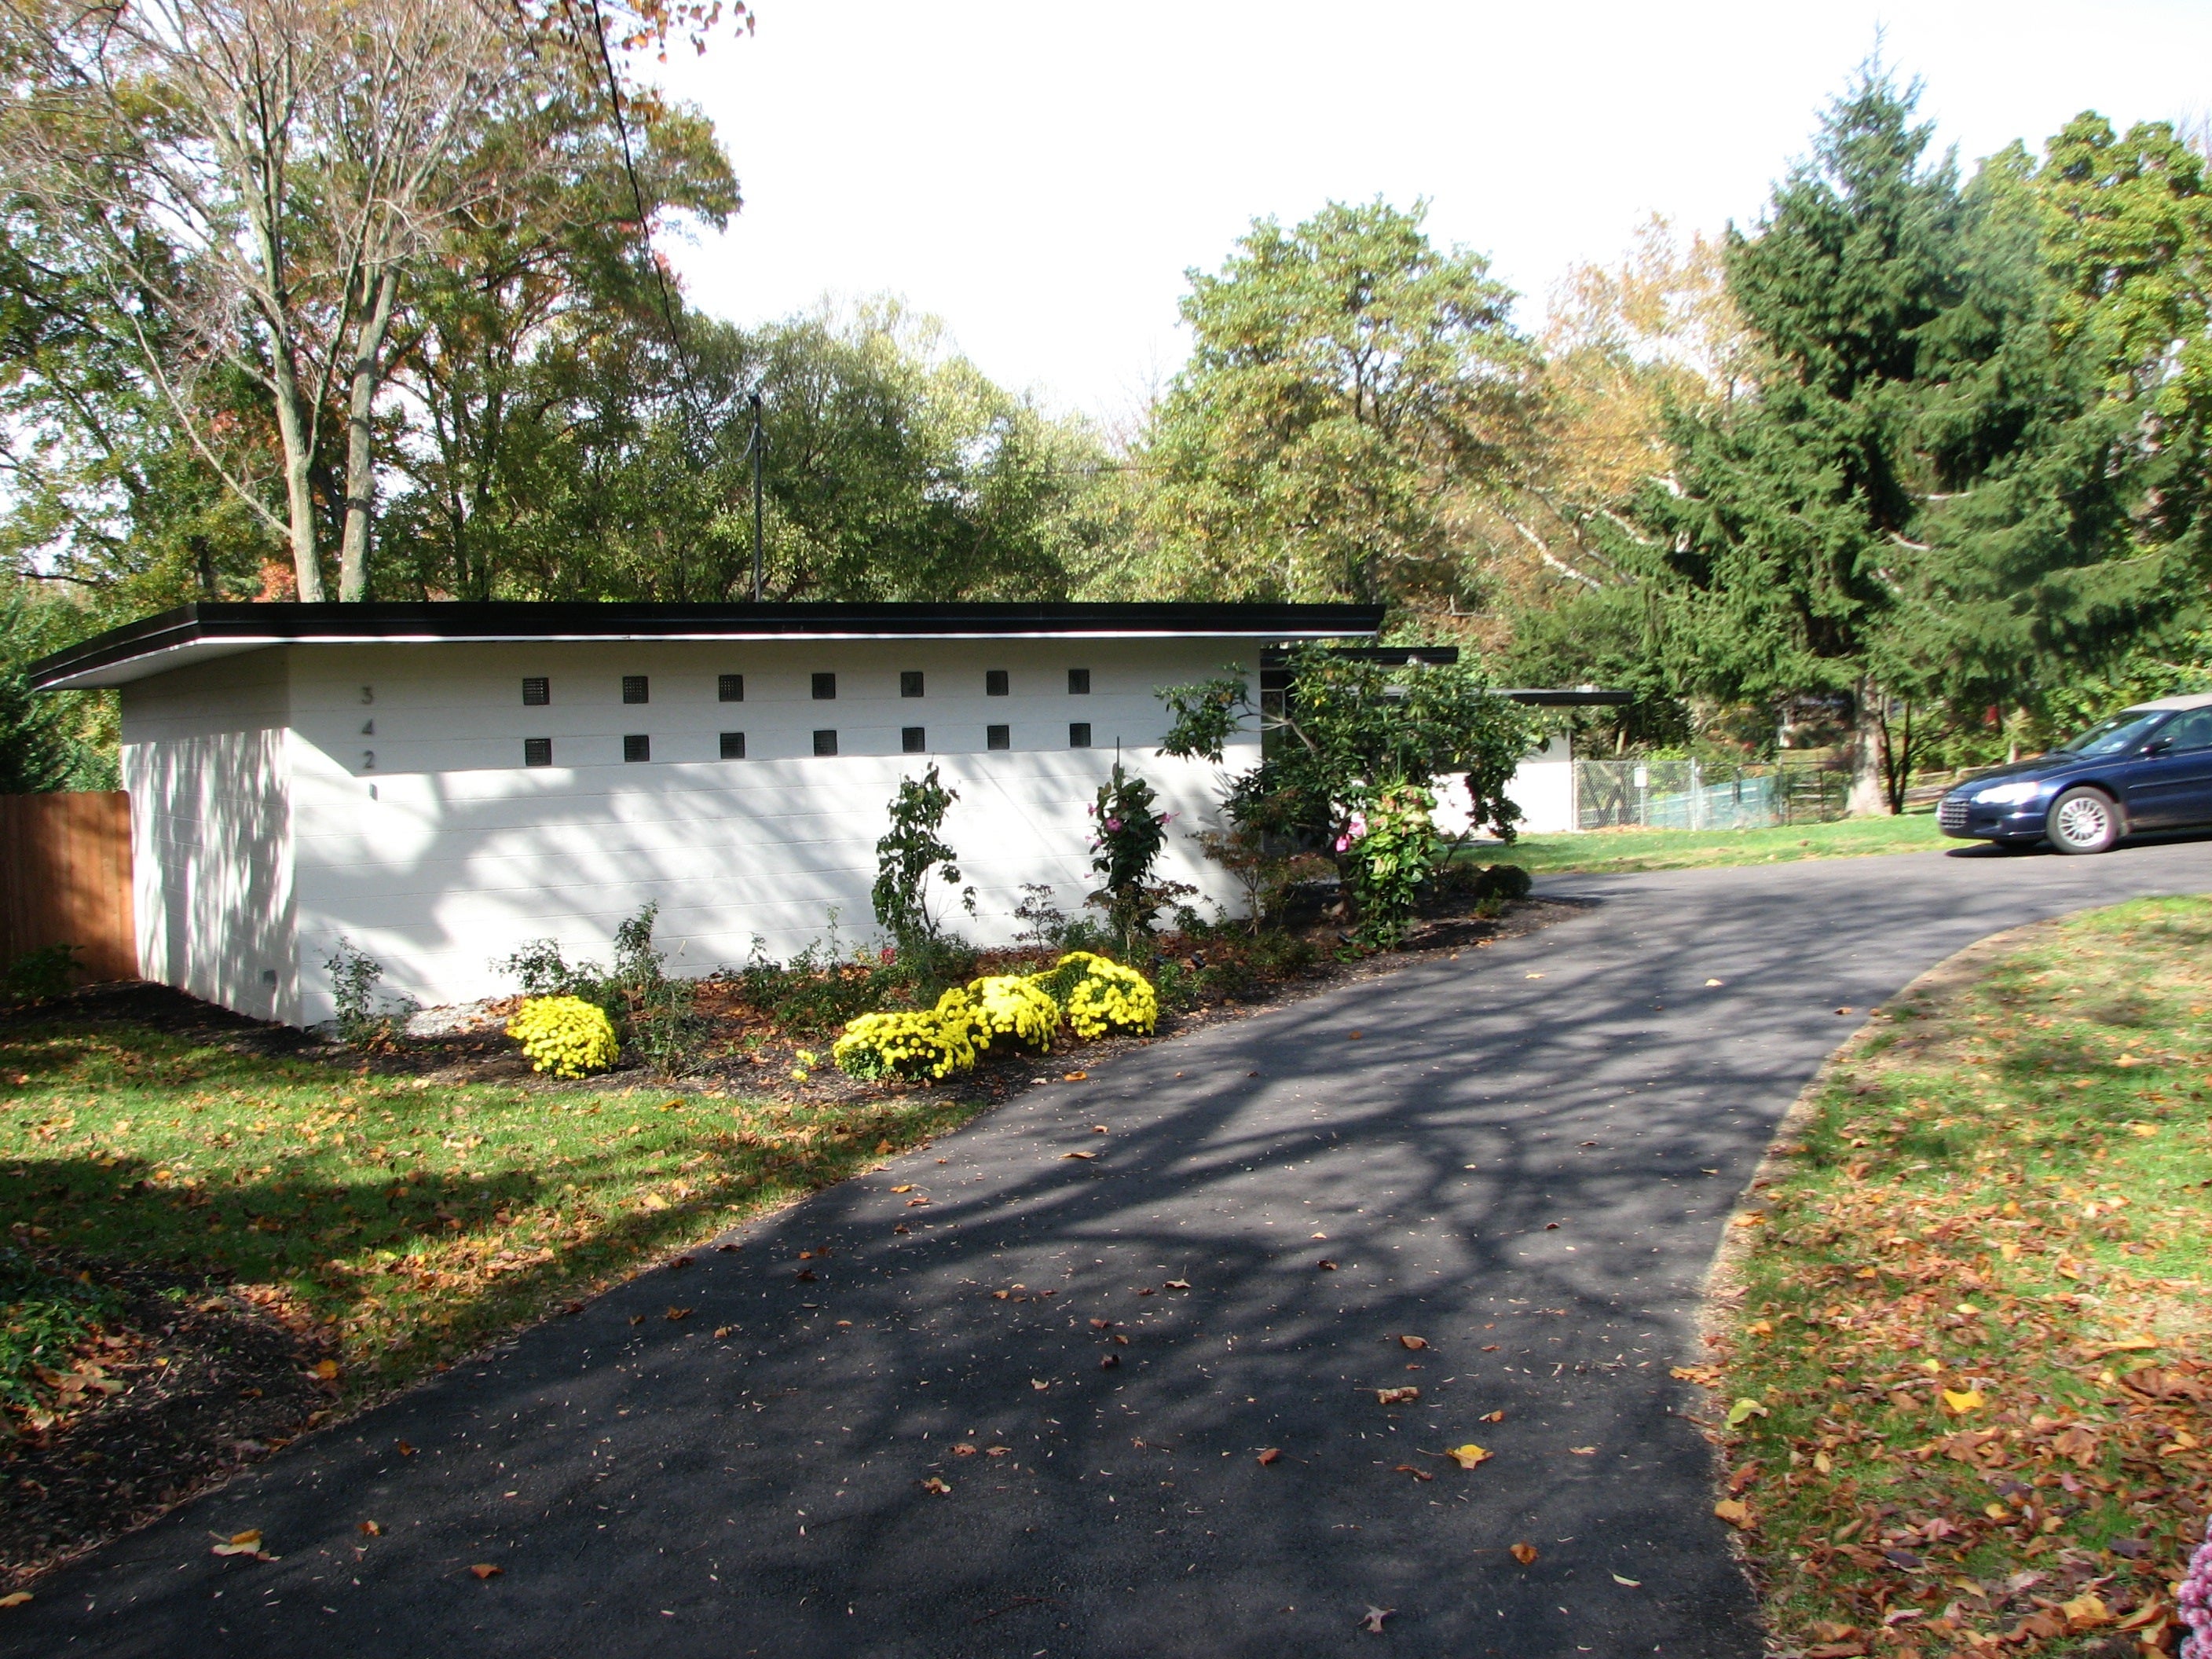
[580,0,711,435]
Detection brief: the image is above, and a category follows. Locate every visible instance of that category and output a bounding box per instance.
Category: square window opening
[986,668,1009,697]
[719,672,745,703]
[902,726,926,753]
[719,731,746,760]
[523,738,552,767]
[813,729,838,756]
[1068,722,1092,748]
[1068,668,1090,695]
[522,676,550,706]
[811,672,837,701]
[622,674,649,705]
[901,670,925,698]
[987,723,1011,751]
[623,734,650,763]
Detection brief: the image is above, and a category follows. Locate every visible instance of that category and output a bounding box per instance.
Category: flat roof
[2126,691,2212,713]
[28,600,1386,691]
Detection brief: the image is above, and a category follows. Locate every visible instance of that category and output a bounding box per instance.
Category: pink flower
[1105,818,1122,831]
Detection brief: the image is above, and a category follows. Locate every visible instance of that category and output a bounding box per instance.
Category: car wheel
[2045,787,2121,855]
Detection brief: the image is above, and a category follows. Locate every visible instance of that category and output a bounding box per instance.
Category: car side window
[2158,709,2212,752]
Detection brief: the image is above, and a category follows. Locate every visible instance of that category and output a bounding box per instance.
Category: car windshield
[2055,711,2170,756]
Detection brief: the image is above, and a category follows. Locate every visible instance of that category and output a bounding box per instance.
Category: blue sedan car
[1939,694,2212,854]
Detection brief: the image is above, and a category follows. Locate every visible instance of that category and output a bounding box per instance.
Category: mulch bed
[343,893,1588,1103]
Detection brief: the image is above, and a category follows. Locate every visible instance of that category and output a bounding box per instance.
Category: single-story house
[28,602,1597,1027]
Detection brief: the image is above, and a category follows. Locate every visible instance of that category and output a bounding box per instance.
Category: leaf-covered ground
[1508,812,1945,876]
[1701,896,2212,1658]
[0,1014,982,1583]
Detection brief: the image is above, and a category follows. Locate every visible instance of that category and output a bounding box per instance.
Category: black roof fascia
[1495,688,1636,707]
[27,600,1385,691]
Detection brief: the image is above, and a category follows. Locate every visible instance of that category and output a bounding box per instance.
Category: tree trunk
[269,354,325,603]
[338,266,401,602]
[1845,678,1889,817]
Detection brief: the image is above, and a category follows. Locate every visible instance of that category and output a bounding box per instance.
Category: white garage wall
[119,653,298,1023]
[280,638,1261,1021]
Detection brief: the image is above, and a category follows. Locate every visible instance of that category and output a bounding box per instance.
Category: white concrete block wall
[269,638,1259,1022]
[1433,733,1575,840]
[119,653,298,1023]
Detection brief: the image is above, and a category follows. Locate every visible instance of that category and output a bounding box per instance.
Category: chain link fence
[1573,760,1851,831]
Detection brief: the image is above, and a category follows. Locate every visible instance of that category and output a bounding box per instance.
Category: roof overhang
[27,601,1386,691]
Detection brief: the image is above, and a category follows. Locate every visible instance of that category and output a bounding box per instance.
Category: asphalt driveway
[13,836,2212,1659]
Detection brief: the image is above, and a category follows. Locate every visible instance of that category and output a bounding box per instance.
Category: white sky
[651,1,2212,429]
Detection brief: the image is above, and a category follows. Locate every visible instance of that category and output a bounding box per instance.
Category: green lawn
[1497,811,1946,875]
[1704,896,2212,1656]
[0,1021,980,1424]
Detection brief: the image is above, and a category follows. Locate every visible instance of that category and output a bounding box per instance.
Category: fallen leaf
[1317,1258,1338,1271]
[1612,1573,1641,1587]
[1525,973,1545,980]
[1099,1354,1119,1369]
[1392,1463,1434,1481]
[891,1185,914,1193]
[396,1441,416,1457]
[665,1306,692,1321]
[358,1520,382,1536]
[1031,1379,1049,1391]
[1725,1397,1769,1426]
[952,1444,978,1457]
[1060,1150,1096,1160]
[1670,1365,1721,1386]
[1091,1125,1108,1133]
[1712,1498,1753,1529]
[1375,1386,1420,1405]
[920,1477,951,1496]
[1445,1443,1492,1469]
[1509,1542,1539,1565]
[1940,1388,1984,1414]
[312,1359,339,1381]
[1705,979,1723,987]
[1347,1031,1363,1040]
[1569,1445,1596,1456]
[1479,1410,1504,1423]
[1399,1335,1429,1350]
[629,1313,647,1325]
[1360,1606,1393,1632]
[468,1564,502,1580]
[0,1592,28,1608]
[1166,1280,1191,1291]
[1256,1448,1281,1466]
[713,1326,732,1339]
[985,1446,1011,1458]
[2060,1592,2109,1629]
[1063,1071,1088,1082]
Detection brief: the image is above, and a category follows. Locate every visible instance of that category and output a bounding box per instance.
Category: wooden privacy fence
[0,791,136,982]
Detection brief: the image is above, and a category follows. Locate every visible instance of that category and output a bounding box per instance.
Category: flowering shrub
[833,990,982,1082]
[2182,1512,2211,1659]
[1038,950,1159,1039]
[965,974,1060,1053]
[1087,763,1190,954]
[506,995,619,1078]
[1339,782,1437,947]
